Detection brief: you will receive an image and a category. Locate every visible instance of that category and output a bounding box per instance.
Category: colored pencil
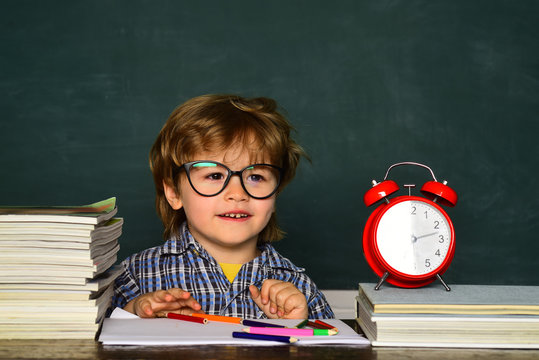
[307,321,327,329]
[232,331,298,344]
[295,319,309,328]
[244,327,337,337]
[191,313,242,324]
[166,313,207,324]
[314,319,338,331]
[314,320,339,332]
[241,319,285,328]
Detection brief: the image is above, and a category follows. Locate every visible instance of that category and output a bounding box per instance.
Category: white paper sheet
[99,308,369,346]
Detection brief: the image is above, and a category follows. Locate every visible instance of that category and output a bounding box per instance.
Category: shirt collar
[162,222,204,255]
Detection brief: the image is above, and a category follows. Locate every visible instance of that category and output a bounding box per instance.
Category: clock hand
[415,232,439,240]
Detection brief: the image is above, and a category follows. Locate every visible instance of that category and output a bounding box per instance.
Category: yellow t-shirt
[219,263,243,283]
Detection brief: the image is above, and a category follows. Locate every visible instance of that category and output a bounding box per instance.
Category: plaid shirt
[111,222,334,319]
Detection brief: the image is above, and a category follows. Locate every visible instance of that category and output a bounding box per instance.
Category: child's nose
[224,175,249,201]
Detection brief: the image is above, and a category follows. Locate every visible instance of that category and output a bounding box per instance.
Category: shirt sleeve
[110,257,142,310]
[306,286,335,319]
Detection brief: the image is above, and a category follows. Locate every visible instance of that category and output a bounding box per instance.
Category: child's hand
[124,288,203,318]
[249,280,308,319]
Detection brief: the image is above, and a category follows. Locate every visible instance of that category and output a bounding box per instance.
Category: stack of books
[356,282,539,348]
[0,197,122,339]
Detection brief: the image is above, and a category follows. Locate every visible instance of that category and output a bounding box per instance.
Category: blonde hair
[150,94,307,243]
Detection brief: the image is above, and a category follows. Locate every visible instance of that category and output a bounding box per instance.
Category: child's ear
[163,181,183,210]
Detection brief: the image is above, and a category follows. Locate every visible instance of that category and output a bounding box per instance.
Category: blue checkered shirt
[111,222,334,319]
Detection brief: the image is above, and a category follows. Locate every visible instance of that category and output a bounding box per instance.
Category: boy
[111,94,334,319]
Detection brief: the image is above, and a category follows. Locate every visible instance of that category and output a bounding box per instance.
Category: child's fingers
[262,280,294,307]
[268,284,298,316]
[281,292,306,315]
[152,288,188,303]
[156,288,202,313]
[166,288,192,300]
[150,288,197,308]
[163,288,202,311]
[249,284,278,318]
[177,295,202,312]
[259,279,282,304]
[258,280,283,315]
[152,289,175,303]
[249,284,260,299]
[260,280,308,318]
[257,280,292,316]
[133,288,202,317]
[249,285,265,309]
[136,298,156,318]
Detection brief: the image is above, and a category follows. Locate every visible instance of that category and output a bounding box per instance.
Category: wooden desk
[0,321,537,359]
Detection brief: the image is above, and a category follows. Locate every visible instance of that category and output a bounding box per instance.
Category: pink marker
[244,327,336,337]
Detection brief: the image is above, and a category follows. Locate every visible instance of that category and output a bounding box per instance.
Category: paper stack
[356,282,539,348]
[100,308,370,346]
[0,197,122,339]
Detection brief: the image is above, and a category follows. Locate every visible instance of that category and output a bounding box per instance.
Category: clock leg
[374,272,389,290]
[436,274,451,291]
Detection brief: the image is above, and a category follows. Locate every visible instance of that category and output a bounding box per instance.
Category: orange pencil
[191,313,242,324]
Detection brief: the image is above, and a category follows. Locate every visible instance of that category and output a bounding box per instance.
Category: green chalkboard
[1,1,538,289]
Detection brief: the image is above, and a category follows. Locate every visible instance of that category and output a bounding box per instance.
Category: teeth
[222,213,248,218]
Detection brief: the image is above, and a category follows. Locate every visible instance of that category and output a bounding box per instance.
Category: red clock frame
[362,162,458,291]
[363,195,456,288]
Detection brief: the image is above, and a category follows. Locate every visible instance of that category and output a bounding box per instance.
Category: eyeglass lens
[187,162,280,198]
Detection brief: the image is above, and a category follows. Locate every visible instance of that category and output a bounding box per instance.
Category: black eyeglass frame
[176,160,283,199]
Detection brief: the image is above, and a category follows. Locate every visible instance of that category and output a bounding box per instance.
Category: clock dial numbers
[375,200,451,276]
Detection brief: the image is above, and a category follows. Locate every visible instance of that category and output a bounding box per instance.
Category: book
[0,265,121,292]
[358,282,539,315]
[0,261,114,279]
[0,250,118,278]
[0,197,117,225]
[0,286,113,317]
[0,198,122,339]
[0,323,100,333]
[0,218,123,243]
[356,283,539,348]
[0,218,122,281]
[0,289,95,301]
[0,239,119,260]
[0,286,114,339]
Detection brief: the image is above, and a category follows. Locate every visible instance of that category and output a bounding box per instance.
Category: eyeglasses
[177,161,283,199]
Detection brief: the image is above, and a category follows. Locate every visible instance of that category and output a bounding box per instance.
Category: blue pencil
[241,319,286,328]
[232,331,298,344]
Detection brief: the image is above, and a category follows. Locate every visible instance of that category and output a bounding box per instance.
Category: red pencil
[314,319,337,331]
[166,313,207,324]
[307,321,327,329]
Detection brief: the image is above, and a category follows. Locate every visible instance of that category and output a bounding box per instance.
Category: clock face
[375,199,452,276]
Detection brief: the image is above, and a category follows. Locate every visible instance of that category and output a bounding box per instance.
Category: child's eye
[190,163,227,183]
[207,172,225,181]
[247,174,265,183]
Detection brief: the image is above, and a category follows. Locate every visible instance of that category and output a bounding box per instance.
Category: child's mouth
[219,213,249,219]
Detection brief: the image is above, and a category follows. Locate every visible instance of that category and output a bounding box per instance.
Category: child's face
[164,144,276,263]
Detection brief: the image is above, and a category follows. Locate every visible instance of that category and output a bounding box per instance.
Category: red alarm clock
[362,162,457,291]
